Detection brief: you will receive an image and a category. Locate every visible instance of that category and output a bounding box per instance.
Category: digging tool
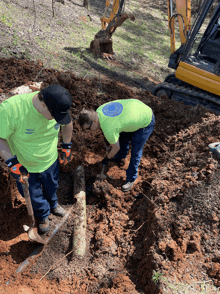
[16,204,74,275]
[21,176,45,245]
[209,142,220,159]
[97,145,111,180]
[97,163,107,180]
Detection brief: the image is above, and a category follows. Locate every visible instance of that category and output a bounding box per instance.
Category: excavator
[152,0,220,114]
[90,0,135,58]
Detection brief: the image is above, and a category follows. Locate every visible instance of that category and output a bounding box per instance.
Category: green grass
[152,270,163,284]
[0,13,12,27]
[0,0,178,82]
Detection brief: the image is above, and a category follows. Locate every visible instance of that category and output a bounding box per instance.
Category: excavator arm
[101,0,122,30]
[167,0,192,53]
[167,0,192,69]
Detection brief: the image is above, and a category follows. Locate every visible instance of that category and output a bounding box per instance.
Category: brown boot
[51,204,66,217]
[38,217,49,234]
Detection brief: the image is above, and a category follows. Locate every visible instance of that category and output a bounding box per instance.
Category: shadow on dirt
[124,186,160,293]
[0,203,30,241]
[68,1,84,8]
[9,240,40,264]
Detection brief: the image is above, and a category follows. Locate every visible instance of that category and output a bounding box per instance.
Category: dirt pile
[0,57,220,293]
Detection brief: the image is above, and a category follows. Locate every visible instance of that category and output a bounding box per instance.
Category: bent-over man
[78,98,155,191]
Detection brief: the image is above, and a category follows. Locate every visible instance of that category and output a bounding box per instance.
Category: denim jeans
[116,114,155,182]
[17,159,59,221]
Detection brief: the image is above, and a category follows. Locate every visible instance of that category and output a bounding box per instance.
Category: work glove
[60,142,73,165]
[102,156,111,166]
[5,155,29,183]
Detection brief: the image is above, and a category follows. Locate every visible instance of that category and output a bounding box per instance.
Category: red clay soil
[1,57,220,293]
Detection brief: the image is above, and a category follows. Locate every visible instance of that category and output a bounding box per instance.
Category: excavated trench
[0,160,158,294]
[1,58,220,293]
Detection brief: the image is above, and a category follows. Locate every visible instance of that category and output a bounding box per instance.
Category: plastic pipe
[73,165,86,257]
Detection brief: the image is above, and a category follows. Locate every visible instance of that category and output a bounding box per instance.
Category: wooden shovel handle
[21,176,35,225]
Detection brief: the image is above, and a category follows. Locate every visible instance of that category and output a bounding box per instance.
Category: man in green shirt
[78,99,155,191]
[0,84,73,234]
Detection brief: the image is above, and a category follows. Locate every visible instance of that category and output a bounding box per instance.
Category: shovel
[97,146,112,180]
[97,163,107,180]
[21,176,45,245]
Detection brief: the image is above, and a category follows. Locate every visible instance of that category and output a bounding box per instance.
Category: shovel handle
[21,176,35,225]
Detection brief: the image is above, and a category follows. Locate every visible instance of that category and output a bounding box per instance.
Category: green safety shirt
[0,91,59,173]
[96,99,153,144]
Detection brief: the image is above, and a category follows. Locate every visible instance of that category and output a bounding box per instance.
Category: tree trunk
[83,0,90,9]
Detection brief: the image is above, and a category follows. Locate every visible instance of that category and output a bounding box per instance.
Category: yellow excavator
[90,0,135,58]
[152,0,220,113]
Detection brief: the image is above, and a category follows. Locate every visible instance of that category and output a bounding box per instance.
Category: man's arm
[59,121,73,165]
[107,140,120,158]
[0,138,29,182]
[61,121,73,143]
[0,138,13,161]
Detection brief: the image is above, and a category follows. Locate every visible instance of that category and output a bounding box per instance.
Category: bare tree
[83,0,90,9]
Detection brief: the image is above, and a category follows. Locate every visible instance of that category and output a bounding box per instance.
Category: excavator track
[152,81,220,114]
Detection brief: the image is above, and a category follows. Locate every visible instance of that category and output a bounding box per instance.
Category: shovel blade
[28,227,46,245]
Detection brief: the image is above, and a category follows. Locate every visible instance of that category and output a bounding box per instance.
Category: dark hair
[78,110,95,128]
[38,89,44,102]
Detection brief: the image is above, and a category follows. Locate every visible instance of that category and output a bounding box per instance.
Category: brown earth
[1,57,220,293]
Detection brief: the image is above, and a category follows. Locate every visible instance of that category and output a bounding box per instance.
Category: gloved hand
[102,156,111,166]
[5,155,29,183]
[60,142,73,165]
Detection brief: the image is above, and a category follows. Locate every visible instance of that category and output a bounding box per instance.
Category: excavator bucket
[90,13,135,58]
[90,0,135,58]
[90,38,113,58]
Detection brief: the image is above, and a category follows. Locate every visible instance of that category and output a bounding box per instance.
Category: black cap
[41,84,72,124]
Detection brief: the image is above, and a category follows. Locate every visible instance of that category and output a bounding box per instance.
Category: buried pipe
[73,165,86,257]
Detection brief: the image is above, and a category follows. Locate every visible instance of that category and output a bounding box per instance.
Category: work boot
[122,181,135,192]
[38,217,49,234]
[51,204,66,217]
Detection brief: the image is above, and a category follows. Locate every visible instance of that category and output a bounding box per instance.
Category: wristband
[62,142,72,149]
[5,155,19,167]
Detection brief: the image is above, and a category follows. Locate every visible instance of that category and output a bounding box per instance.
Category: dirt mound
[1,57,220,293]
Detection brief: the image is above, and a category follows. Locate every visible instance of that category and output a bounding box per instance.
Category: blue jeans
[17,159,59,221]
[116,114,155,182]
